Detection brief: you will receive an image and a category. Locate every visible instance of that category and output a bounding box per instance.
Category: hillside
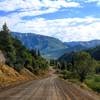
[64,40,100,48]
[11,32,68,59]
[0,44,36,87]
[43,45,85,59]
[12,32,67,52]
[48,40,100,59]
[58,45,100,63]
[11,32,100,59]
[0,64,37,88]
[87,46,100,61]
[0,23,49,87]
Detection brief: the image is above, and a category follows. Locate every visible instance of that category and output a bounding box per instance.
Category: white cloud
[42,0,80,8]
[0,0,80,16]
[86,0,100,2]
[86,0,100,5]
[0,15,100,42]
[0,0,100,42]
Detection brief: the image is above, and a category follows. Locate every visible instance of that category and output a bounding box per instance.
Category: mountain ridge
[64,39,100,48]
[11,32,100,59]
[11,32,68,59]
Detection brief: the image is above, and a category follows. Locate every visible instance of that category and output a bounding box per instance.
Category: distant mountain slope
[43,41,100,59]
[59,46,100,62]
[87,46,100,61]
[44,45,86,59]
[11,32,100,59]
[12,32,68,59]
[64,40,100,48]
[58,52,74,63]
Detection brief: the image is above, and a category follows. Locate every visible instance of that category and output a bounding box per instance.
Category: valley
[0,0,100,100]
[0,23,100,100]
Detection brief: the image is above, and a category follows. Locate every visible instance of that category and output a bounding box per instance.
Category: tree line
[0,23,48,74]
[57,50,100,82]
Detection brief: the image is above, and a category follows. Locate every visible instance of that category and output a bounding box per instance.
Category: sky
[0,0,100,42]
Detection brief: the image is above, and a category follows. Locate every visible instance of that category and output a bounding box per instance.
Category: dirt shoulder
[0,74,100,100]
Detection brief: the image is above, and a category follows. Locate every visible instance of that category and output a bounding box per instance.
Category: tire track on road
[0,75,99,100]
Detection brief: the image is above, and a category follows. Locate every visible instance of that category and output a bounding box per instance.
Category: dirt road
[0,75,99,100]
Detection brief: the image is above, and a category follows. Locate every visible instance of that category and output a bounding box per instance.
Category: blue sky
[0,0,100,42]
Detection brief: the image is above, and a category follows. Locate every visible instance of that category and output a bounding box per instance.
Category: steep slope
[0,52,37,87]
[0,64,37,87]
[12,32,67,52]
[12,32,68,59]
[87,46,100,61]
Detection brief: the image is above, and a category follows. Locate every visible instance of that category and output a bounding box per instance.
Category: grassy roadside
[59,70,100,93]
[85,75,100,93]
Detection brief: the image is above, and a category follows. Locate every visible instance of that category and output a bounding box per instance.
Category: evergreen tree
[0,23,49,73]
[0,23,16,66]
[37,49,41,57]
[2,23,10,32]
[30,49,37,58]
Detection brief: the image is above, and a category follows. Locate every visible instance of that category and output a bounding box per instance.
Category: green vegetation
[0,23,48,74]
[57,51,100,93]
[85,75,100,93]
[58,52,96,82]
[0,23,16,67]
[73,52,95,82]
[87,46,100,61]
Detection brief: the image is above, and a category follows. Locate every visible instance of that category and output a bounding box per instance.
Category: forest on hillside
[0,23,48,74]
[56,47,100,93]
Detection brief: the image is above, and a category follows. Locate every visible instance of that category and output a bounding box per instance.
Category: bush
[14,64,23,72]
[85,75,100,93]
[61,70,78,79]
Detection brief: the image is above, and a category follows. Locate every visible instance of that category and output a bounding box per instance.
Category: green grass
[60,70,100,93]
[85,75,100,93]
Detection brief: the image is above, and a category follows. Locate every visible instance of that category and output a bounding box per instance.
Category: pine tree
[0,23,16,66]
[30,49,37,58]
[37,49,41,57]
[2,23,10,33]
[0,23,49,72]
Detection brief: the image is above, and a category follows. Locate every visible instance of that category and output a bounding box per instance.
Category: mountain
[58,41,100,62]
[64,40,100,48]
[45,40,100,59]
[11,32,68,59]
[87,46,100,61]
[59,45,100,63]
[45,45,87,59]
[11,32,100,59]
[58,51,73,62]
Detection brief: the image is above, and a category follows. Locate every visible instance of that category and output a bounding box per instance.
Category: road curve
[0,75,99,100]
